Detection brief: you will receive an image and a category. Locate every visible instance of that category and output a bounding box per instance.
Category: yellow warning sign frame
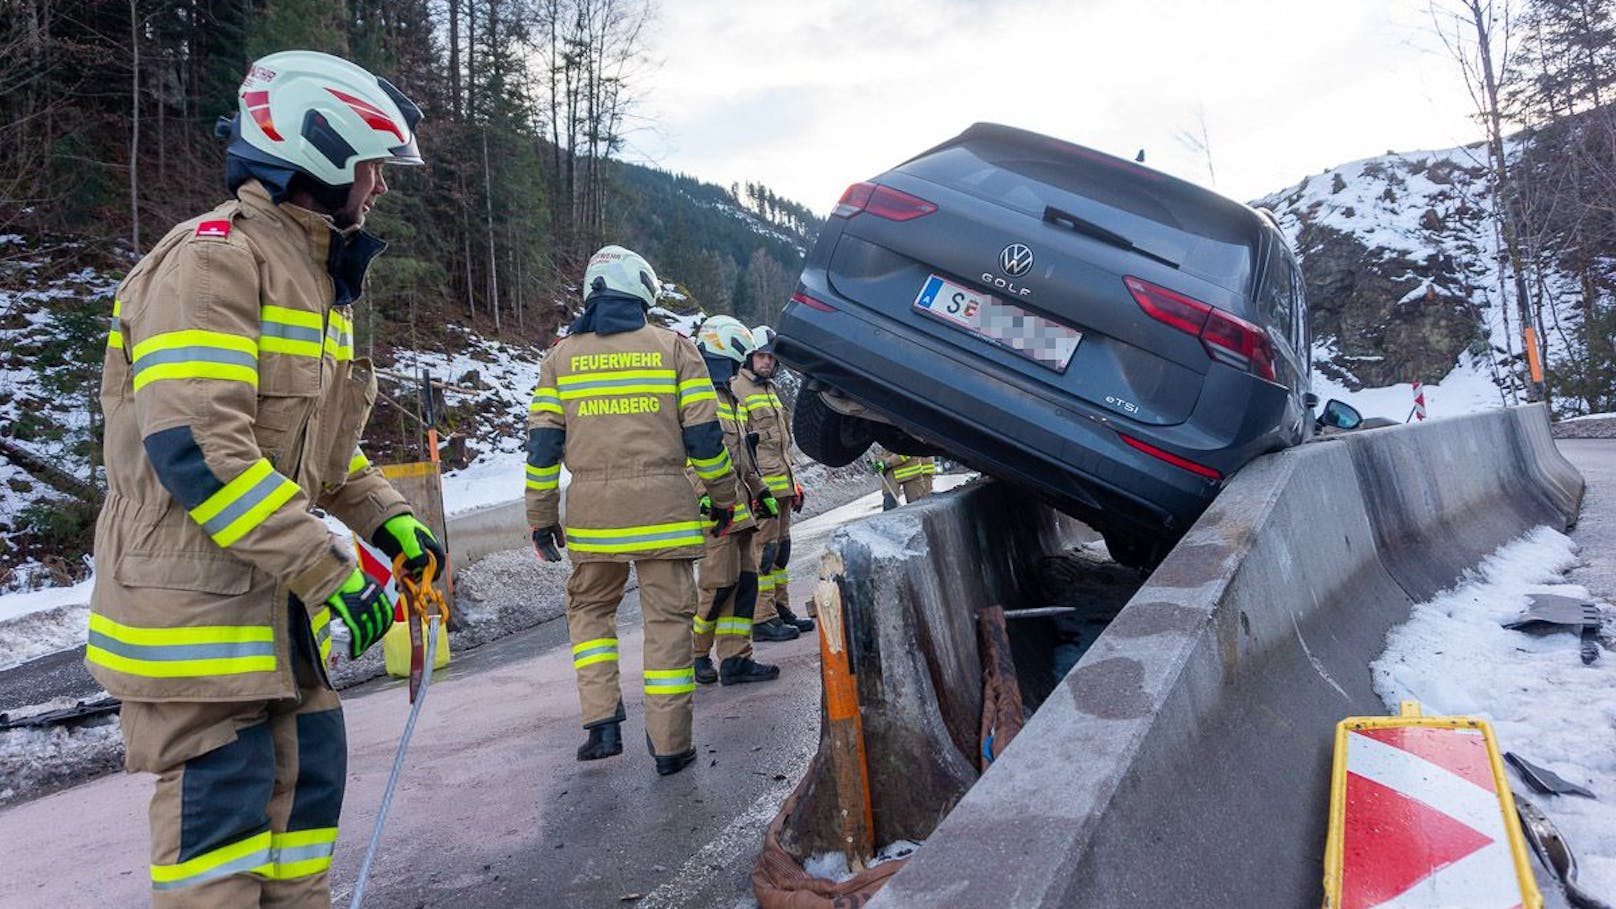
[1321,701,1541,909]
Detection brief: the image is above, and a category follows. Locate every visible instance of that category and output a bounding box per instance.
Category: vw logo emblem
[1000,243,1034,278]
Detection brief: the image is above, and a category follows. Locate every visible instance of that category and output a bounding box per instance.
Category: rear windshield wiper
[1043,205,1179,269]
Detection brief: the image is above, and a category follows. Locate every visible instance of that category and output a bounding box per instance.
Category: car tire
[793,389,874,467]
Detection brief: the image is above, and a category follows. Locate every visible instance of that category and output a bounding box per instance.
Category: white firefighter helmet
[751,324,778,353]
[226,50,423,194]
[583,245,660,308]
[695,316,756,364]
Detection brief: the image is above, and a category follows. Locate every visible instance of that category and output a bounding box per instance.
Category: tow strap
[348,554,450,909]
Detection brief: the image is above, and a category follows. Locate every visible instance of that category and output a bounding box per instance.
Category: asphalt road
[1560,439,1616,604]
[0,486,930,909]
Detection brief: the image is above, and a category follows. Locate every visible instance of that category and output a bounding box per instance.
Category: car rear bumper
[776,291,1241,538]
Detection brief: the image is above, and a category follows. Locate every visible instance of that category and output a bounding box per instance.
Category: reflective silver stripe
[88,631,276,663]
[644,670,696,692]
[560,376,676,391]
[196,472,288,540]
[567,527,703,546]
[259,321,323,344]
[150,847,273,892]
[273,842,335,866]
[572,643,618,661]
[133,345,257,374]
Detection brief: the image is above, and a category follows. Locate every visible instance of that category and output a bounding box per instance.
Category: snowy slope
[1256,140,1577,424]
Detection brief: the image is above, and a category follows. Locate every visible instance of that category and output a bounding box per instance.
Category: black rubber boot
[752,618,799,642]
[777,604,815,634]
[719,656,781,685]
[646,732,697,777]
[576,721,623,761]
[654,748,697,776]
[693,655,718,685]
[577,701,625,761]
[882,491,899,511]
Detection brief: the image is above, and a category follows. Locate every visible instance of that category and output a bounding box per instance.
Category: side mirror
[1318,399,1362,431]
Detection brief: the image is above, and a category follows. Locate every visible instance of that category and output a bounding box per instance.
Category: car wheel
[793,389,874,467]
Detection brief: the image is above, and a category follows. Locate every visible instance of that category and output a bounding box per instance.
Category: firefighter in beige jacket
[526,246,739,777]
[689,317,781,687]
[89,52,444,908]
[733,326,814,639]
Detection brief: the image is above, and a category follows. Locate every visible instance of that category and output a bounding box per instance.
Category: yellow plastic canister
[382,617,451,678]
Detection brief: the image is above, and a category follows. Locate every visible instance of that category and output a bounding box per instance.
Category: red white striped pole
[1413,381,1427,422]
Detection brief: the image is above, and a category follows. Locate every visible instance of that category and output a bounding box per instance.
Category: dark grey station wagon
[776,122,1312,566]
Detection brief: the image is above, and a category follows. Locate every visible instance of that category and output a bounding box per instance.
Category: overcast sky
[625,0,1491,214]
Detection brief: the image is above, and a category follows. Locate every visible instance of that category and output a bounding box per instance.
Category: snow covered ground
[1372,526,1616,897]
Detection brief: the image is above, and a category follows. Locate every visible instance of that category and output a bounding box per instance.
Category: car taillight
[1124,276,1278,383]
[831,182,937,221]
[790,290,835,312]
[1118,433,1223,480]
[1201,308,1277,381]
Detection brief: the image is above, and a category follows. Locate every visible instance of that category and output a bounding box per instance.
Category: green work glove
[372,513,447,581]
[756,488,781,518]
[698,494,713,515]
[872,459,888,474]
[326,568,393,659]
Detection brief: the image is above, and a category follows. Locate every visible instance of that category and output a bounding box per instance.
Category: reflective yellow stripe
[715,402,738,420]
[572,637,619,669]
[556,368,677,399]
[693,615,716,634]
[644,667,696,695]
[689,449,732,480]
[347,448,370,476]
[259,305,324,358]
[526,463,560,491]
[324,310,353,361]
[151,830,273,890]
[762,473,793,493]
[529,386,563,413]
[187,458,301,548]
[716,617,752,636]
[743,393,774,414]
[757,573,776,592]
[87,612,277,679]
[311,607,332,665]
[678,377,717,406]
[265,828,337,880]
[130,329,258,390]
[564,521,706,553]
[108,297,124,350]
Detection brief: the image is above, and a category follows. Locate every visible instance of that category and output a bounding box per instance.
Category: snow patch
[1371,526,1616,897]
[801,840,922,883]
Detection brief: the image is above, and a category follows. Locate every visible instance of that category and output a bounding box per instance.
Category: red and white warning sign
[1324,703,1540,909]
[1412,381,1427,422]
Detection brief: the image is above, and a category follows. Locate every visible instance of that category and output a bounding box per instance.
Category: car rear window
[901,133,1262,294]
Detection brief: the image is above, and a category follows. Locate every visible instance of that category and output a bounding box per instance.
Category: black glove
[372,513,447,581]
[792,482,805,514]
[325,568,393,659]
[755,488,780,518]
[532,525,566,562]
[709,505,735,537]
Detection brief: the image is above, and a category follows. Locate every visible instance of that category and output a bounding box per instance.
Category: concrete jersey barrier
[838,405,1582,907]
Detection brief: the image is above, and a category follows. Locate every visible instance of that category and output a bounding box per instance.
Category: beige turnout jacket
[88,180,408,702]
[525,322,738,562]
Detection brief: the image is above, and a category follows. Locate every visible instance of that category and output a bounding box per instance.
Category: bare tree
[1431,0,1547,400]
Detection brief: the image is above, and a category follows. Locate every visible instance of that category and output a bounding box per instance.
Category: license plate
[912,274,1081,372]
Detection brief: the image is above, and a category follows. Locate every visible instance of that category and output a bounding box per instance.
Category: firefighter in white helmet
[733,324,814,639]
[690,316,781,685]
[526,245,740,776]
[91,50,439,907]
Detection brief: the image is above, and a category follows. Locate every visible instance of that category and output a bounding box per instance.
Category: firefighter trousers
[751,510,792,625]
[694,528,758,663]
[566,558,698,756]
[901,475,934,502]
[118,629,345,908]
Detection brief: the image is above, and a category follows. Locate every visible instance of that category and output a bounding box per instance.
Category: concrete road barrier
[808,405,1581,907]
[445,500,530,569]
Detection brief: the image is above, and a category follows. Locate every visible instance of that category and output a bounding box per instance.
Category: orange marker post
[816,550,874,871]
